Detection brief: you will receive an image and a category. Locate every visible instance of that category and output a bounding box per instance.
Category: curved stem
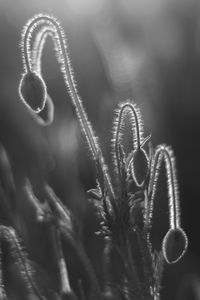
[147,145,180,230]
[112,101,144,177]
[21,14,115,201]
[32,26,53,74]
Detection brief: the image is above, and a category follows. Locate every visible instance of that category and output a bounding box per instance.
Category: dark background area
[0,0,200,299]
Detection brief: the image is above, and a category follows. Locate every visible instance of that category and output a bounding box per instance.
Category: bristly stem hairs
[112,100,150,187]
[17,13,189,299]
[147,145,188,264]
[19,14,115,201]
[30,26,54,126]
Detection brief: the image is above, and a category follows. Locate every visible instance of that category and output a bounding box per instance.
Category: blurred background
[0,0,200,299]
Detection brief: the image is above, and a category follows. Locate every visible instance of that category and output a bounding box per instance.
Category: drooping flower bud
[162,228,188,264]
[19,71,47,113]
[131,147,149,187]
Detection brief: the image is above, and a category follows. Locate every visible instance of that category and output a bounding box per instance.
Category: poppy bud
[131,148,149,186]
[19,71,47,113]
[162,228,188,264]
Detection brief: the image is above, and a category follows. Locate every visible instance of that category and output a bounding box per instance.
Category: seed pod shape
[162,227,188,264]
[131,147,149,186]
[19,71,47,113]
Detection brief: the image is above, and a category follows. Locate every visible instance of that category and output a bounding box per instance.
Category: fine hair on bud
[130,147,149,187]
[146,144,188,263]
[20,14,99,158]
[20,14,115,199]
[19,71,47,113]
[111,100,149,186]
[147,144,180,229]
[162,227,188,264]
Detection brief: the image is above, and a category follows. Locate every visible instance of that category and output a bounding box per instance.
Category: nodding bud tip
[162,227,188,264]
[131,148,149,186]
[19,71,47,113]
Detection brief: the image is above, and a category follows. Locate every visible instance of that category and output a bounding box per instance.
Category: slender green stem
[147,145,180,230]
[112,102,143,177]
[52,226,72,295]
[44,185,102,298]
[21,14,115,201]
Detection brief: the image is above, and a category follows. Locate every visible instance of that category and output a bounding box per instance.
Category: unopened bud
[162,228,188,264]
[19,71,47,113]
[131,148,149,186]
